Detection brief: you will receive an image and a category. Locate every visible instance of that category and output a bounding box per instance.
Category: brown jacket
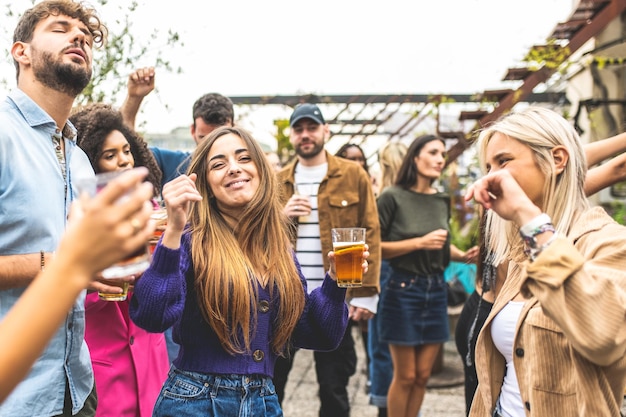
[470,207,626,416]
[277,151,381,299]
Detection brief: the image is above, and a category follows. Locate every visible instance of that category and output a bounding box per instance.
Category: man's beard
[295,141,324,160]
[32,48,91,97]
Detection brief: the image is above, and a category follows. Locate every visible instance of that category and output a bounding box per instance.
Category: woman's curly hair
[70,103,162,195]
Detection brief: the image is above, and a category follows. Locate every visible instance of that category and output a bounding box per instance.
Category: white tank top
[491,300,526,417]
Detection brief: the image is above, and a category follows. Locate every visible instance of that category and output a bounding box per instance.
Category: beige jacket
[470,207,626,416]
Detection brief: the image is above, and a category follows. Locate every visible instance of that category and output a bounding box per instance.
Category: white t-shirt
[491,300,526,417]
[294,163,327,293]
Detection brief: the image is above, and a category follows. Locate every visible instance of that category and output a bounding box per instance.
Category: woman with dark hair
[71,103,162,195]
[130,126,362,416]
[70,103,169,417]
[376,135,476,417]
[335,142,379,195]
[335,143,370,173]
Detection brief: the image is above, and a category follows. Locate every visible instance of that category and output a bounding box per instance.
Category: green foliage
[592,56,626,70]
[607,201,626,225]
[78,1,183,106]
[449,211,479,251]
[523,40,570,71]
[1,0,183,107]
[274,118,294,164]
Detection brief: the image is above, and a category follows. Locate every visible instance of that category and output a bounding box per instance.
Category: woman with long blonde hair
[369,141,408,417]
[131,126,360,416]
[466,107,626,416]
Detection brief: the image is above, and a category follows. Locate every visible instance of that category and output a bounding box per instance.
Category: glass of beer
[74,170,151,300]
[149,208,168,255]
[331,227,366,288]
[97,279,130,302]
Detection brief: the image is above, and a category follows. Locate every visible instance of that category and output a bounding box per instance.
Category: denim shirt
[0,89,95,416]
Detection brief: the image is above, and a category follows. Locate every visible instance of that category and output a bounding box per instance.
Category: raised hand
[127,66,155,100]
[161,174,203,248]
[464,170,541,227]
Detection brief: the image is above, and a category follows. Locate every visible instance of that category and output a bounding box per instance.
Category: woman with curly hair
[71,103,162,196]
[69,103,169,417]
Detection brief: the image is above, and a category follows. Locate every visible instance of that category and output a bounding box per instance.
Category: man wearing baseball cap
[275,103,381,417]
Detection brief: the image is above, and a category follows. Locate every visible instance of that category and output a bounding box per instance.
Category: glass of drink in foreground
[331,227,366,288]
[97,279,130,302]
[74,170,151,301]
[149,208,168,255]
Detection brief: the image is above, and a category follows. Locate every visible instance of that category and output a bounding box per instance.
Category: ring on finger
[295,205,299,211]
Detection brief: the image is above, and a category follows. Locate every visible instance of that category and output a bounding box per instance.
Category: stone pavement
[281,325,467,417]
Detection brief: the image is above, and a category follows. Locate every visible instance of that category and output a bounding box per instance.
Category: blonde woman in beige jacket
[465,107,626,417]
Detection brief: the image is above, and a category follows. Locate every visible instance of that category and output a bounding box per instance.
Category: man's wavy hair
[13,0,108,76]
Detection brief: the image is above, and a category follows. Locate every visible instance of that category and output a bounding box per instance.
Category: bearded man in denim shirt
[0,1,108,416]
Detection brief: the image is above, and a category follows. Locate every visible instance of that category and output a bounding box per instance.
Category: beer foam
[333,242,365,248]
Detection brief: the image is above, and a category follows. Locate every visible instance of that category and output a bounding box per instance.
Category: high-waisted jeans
[153,366,282,417]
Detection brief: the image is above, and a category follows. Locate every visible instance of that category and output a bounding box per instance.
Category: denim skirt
[153,366,282,417]
[378,267,449,346]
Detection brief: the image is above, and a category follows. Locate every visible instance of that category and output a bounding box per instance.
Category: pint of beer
[331,228,366,288]
[149,208,168,255]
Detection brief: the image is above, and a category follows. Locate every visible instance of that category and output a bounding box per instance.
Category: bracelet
[520,213,552,238]
[519,213,555,249]
[525,233,558,261]
[40,250,45,271]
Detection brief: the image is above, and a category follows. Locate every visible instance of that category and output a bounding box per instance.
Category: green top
[377,185,450,275]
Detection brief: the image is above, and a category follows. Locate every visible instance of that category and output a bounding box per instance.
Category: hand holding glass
[75,171,151,301]
[294,184,313,222]
[331,228,366,288]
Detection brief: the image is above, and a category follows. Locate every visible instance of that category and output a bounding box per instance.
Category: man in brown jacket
[274,103,381,417]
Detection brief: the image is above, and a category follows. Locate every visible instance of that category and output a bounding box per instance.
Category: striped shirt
[294,163,327,293]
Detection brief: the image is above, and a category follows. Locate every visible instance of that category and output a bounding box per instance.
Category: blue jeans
[368,260,392,408]
[153,367,282,417]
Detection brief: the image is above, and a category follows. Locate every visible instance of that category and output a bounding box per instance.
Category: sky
[1,0,575,139]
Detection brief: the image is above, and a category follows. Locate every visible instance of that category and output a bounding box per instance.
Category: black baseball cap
[289,103,325,126]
